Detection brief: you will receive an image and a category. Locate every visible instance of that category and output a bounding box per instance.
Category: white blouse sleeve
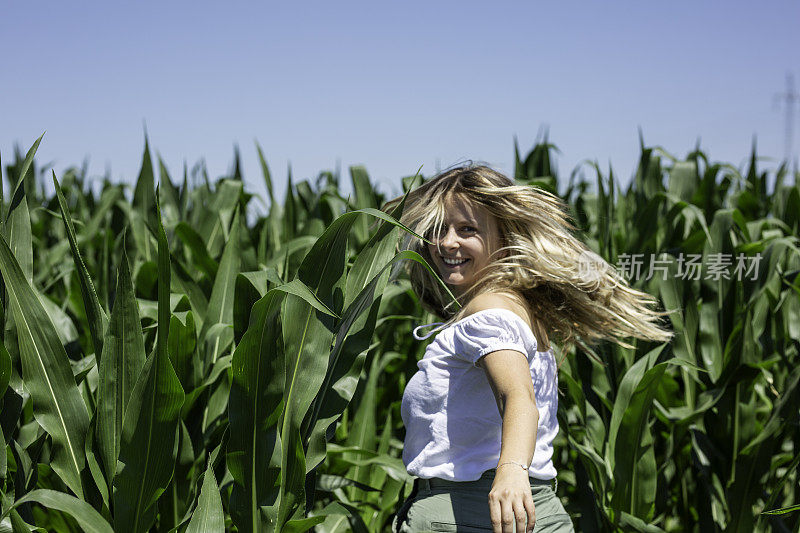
[451,309,537,368]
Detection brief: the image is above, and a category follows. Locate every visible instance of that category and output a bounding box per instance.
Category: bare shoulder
[462,291,532,327]
[462,291,551,349]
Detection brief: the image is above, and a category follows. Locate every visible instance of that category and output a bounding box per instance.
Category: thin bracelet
[497,460,528,471]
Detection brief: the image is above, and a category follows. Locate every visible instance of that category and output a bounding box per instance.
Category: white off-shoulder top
[400,308,559,481]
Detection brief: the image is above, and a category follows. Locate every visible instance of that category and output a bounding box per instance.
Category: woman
[382,164,673,532]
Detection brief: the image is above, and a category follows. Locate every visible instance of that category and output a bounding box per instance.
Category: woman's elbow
[501,390,539,416]
[504,385,537,405]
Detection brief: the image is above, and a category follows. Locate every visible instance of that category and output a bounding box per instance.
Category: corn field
[0,133,798,532]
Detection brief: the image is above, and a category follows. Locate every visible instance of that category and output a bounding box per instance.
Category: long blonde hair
[382,163,673,352]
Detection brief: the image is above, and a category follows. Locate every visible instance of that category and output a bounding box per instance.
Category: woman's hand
[488,464,536,533]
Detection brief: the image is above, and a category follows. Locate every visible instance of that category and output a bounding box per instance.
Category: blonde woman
[384,164,672,533]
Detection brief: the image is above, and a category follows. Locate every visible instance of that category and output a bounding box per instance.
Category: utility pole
[774,72,800,164]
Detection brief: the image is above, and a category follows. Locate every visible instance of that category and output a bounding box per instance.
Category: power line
[774,72,800,164]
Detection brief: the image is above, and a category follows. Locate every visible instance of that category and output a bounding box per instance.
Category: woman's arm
[456,292,538,533]
[479,350,539,470]
[478,348,539,533]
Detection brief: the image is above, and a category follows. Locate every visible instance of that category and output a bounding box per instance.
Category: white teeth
[442,257,468,265]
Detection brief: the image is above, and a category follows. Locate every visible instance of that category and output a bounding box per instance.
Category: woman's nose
[440,226,459,249]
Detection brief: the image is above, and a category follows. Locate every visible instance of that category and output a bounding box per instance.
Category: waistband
[415,469,557,493]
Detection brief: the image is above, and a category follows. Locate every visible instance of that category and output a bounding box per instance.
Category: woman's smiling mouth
[442,257,469,267]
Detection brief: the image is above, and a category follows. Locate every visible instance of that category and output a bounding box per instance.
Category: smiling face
[426,193,504,296]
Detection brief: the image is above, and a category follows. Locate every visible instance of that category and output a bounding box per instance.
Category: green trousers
[392,470,574,532]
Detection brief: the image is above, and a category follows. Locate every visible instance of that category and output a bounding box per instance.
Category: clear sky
[2,1,798,211]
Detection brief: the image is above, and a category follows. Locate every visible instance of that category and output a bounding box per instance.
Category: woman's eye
[462,226,476,233]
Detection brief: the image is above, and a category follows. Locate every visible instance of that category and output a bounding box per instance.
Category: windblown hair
[381,163,673,352]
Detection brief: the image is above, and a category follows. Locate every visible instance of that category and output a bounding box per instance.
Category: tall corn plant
[0,135,439,532]
[514,139,800,532]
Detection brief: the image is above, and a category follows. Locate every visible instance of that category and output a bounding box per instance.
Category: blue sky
[2,1,798,210]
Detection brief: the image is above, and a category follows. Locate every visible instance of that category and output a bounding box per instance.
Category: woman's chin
[443,278,469,289]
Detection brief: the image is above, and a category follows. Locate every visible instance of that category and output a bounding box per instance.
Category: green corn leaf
[5,133,42,224]
[0,489,113,533]
[668,160,698,202]
[370,409,396,505]
[0,426,5,482]
[201,206,241,371]
[276,279,339,318]
[275,203,423,527]
[0,233,89,499]
[157,156,182,226]
[227,290,285,533]
[283,169,297,242]
[315,474,379,493]
[85,412,110,510]
[198,206,241,432]
[260,198,284,264]
[275,316,330,526]
[185,447,224,533]
[113,190,185,533]
[36,185,123,289]
[349,166,377,245]
[227,275,343,532]
[11,428,46,497]
[350,207,427,243]
[761,504,800,516]
[343,342,381,498]
[180,354,231,418]
[263,235,317,271]
[304,246,455,476]
[608,345,668,519]
[233,272,270,344]
[132,135,156,224]
[38,294,79,349]
[96,246,147,491]
[53,171,108,360]
[196,180,242,258]
[7,510,35,532]
[131,136,157,262]
[0,341,10,399]
[174,222,219,281]
[303,203,404,475]
[168,311,196,392]
[698,300,723,383]
[255,141,274,205]
[5,173,32,285]
[157,421,200,531]
[283,515,327,533]
[170,254,209,330]
[615,509,666,533]
[325,444,411,482]
[728,365,800,530]
[82,185,123,242]
[567,434,611,500]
